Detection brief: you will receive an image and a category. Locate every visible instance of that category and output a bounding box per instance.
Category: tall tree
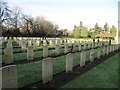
[80,26,88,37]
[73,25,80,38]
[110,25,117,34]
[0,1,11,36]
[104,22,110,32]
[94,23,101,35]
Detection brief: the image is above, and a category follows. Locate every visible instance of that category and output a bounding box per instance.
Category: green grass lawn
[60,52,119,88]
[17,52,81,88]
[16,48,106,88]
[1,41,113,88]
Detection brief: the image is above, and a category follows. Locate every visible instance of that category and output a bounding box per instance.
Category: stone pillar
[115,2,120,44]
[27,46,34,60]
[1,65,18,88]
[66,53,73,73]
[42,58,53,84]
[43,45,48,58]
[80,50,86,66]
[4,47,13,64]
[90,49,95,62]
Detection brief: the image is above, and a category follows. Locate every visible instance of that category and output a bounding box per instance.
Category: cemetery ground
[24,50,119,88]
[1,38,120,89]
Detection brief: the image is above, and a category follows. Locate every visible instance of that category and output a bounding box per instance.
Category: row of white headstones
[1,38,120,89]
[4,38,109,64]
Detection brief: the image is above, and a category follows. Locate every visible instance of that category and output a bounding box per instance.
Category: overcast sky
[6,0,119,31]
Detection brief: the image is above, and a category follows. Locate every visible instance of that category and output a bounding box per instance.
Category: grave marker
[1,65,18,88]
[27,46,34,60]
[42,58,53,84]
[4,47,13,64]
[43,45,48,58]
[90,49,95,62]
[80,50,86,66]
[66,53,73,73]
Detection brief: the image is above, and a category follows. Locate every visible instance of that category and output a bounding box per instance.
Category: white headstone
[43,45,48,58]
[4,47,13,64]
[21,41,27,50]
[78,43,81,51]
[1,65,18,88]
[90,49,95,62]
[80,50,86,66]
[51,39,55,48]
[7,40,12,48]
[33,41,37,49]
[42,58,53,84]
[28,40,32,46]
[73,42,76,52]
[66,53,73,73]
[27,46,34,60]
[36,40,40,46]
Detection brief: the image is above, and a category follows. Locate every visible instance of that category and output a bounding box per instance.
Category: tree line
[72,21,117,38]
[0,1,117,38]
[1,1,59,38]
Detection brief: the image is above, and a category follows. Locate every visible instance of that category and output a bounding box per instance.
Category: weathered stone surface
[7,40,12,48]
[43,45,48,58]
[28,40,32,46]
[90,49,95,62]
[4,47,13,64]
[1,65,18,88]
[27,46,34,60]
[21,41,27,50]
[42,58,53,84]
[80,50,86,66]
[78,44,81,51]
[66,53,73,73]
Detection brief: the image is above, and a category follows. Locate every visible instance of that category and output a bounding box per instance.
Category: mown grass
[1,41,108,88]
[17,52,81,88]
[60,52,119,88]
[16,48,100,88]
